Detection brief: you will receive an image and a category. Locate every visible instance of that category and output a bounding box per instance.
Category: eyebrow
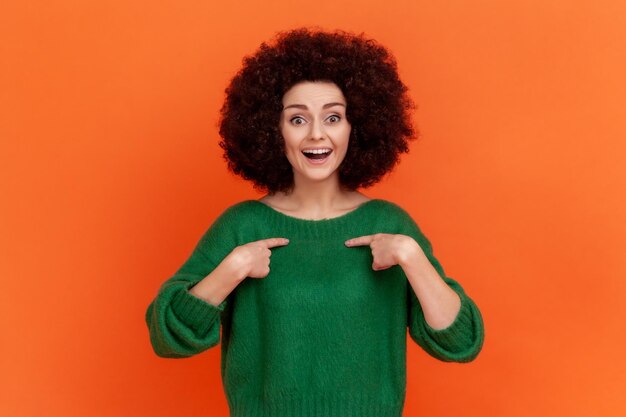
[283,102,346,110]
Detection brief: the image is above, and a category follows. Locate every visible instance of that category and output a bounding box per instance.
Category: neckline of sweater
[250,198,382,223]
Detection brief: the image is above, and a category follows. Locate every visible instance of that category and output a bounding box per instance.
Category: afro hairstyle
[218,26,418,194]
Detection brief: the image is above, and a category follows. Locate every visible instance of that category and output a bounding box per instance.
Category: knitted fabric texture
[145,199,485,417]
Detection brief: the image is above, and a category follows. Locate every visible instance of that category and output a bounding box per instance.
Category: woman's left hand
[345,233,424,271]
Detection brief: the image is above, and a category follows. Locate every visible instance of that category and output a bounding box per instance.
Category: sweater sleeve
[399,211,485,363]
[145,205,241,358]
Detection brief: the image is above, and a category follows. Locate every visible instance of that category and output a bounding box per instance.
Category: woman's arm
[344,225,463,332]
[145,204,289,358]
[188,252,248,307]
[346,229,483,362]
[145,256,230,358]
[397,239,462,330]
[401,225,485,363]
[188,236,290,306]
[145,206,242,358]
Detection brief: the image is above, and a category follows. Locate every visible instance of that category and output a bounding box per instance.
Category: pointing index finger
[262,238,290,248]
[345,235,374,247]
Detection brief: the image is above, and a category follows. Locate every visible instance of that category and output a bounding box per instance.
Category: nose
[310,119,325,140]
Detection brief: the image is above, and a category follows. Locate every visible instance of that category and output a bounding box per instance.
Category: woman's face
[279,81,351,187]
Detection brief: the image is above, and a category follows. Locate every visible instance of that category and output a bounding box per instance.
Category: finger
[372,262,392,271]
[345,235,375,247]
[260,237,290,248]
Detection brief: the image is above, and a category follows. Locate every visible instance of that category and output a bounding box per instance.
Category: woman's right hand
[229,238,290,279]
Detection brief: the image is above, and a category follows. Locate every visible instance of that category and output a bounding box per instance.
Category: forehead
[282,81,346,106]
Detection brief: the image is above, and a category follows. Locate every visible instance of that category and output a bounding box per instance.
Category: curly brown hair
[218,27,418,194]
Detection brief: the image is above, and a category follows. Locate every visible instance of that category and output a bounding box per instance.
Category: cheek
[339,128,351,151]
[280,132,302,164]
[280,130,297,151]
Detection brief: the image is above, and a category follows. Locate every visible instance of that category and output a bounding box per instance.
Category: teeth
[302,149,331,154]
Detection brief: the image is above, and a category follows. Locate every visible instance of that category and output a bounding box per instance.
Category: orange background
[1,1,625,416]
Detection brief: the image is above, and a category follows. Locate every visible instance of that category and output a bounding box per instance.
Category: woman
[146,27,484,417]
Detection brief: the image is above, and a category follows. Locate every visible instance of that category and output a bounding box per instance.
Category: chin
[297,170,340,183]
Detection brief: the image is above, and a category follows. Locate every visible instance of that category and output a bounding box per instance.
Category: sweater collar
[246,199,384,238]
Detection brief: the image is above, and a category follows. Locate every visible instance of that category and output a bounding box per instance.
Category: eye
[290,116,306,125]
[327,115,341,123]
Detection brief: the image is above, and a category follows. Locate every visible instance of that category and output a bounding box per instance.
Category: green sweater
[145,199,484,417]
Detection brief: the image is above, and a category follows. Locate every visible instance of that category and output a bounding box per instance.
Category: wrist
[224,251,250,284]
[397,237,428,269]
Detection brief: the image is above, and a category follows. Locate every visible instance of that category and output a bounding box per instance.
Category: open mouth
[302,149,333,161]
